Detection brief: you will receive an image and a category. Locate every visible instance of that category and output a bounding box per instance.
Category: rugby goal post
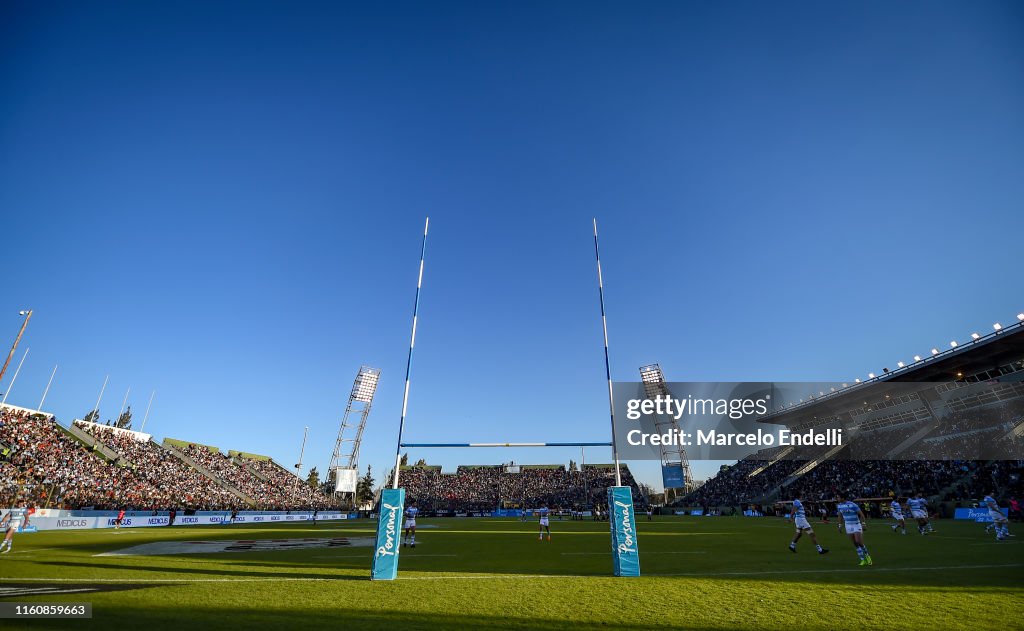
[370,218,639,580]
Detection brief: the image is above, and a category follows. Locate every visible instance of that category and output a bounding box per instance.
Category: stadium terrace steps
[887,423,937,458]
[236,457,272,483]
[65,421,122,462]
[161,440,256,505]
[780,443,848,489]
[748,447,794,478]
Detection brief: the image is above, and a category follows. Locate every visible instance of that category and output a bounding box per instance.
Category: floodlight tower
[328,366,381,504]
[639,363,695,498]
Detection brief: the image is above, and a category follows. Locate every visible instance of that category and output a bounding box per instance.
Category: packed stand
[240,456,334,510]
[1,407,164,509]
[74,422,241,510]
[394,463,646,513]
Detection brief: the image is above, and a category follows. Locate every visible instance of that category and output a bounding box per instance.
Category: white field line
[1,563,1020,583]
[561,551,707,555]
[312,554,457,559]
[7,548,61,554]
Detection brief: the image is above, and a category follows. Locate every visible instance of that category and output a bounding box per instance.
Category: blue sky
[1,1,1022,490]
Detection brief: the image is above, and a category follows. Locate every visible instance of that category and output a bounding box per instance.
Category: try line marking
[1,563,1020,583]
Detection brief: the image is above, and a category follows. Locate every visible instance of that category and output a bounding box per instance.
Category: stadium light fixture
[950,340,958,348]
[897,361,905,368]
[971,333,981,340]
[639,363,669,401]
[868,373,875,379]
[1017,313,1024,321]
[993,322,1002,331]
[350,366,381,403]
[854,378,861,383]
[913,355,922,362]
[931,348,939,355]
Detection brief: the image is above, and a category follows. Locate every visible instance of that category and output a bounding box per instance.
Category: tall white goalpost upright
[372,217,428,581]
[593,218,640,577]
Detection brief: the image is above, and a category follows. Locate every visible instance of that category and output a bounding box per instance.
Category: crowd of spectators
[682,416,1024,509]
[1,408,164,509]
[682,458,808,508]
[74,423,241,510]
[394,464,646,512]
[240,456,334,510]
[0,406,337,512]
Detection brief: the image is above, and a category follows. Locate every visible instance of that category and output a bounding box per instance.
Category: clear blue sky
[1,1,1022,490]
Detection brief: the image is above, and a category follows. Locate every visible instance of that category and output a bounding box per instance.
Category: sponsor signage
[608,486,641,577]
[371,488,405,581]
[954,507,1009,522]
[24,510,354,531]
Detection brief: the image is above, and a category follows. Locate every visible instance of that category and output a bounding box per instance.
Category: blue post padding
[371,488,405,580]
[608,486,641,577]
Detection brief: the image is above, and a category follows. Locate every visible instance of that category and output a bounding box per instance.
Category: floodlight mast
[639,363,695,497]
[0,309,32,387]
[328,365,381,500]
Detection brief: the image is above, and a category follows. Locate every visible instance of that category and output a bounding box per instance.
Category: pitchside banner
[954,507,1009,521]
[371,487,405,581]
[608,486,640,577]
[612,381,1024,461]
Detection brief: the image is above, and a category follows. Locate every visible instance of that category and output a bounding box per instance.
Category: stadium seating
[73,422,242,509]
[394,462,647,512]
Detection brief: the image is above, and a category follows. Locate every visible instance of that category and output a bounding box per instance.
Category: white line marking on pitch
[311,554,457,559]
[561,551,707,555]
[7,548,60,554]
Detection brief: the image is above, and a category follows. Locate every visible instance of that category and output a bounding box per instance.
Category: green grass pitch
[0,516,1020,630]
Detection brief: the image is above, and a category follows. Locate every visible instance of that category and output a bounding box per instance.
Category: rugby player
[538,504,551,541]
[983,492,1012,541]
[907,493,934,535]
[890,498,907,535]
[0,505,30,554]
[788,495,828,555]
[836,492,872,566]
[402,501,418,548]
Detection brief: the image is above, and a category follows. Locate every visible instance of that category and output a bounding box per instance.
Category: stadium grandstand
[679,317,1024,515]
[393,462,647,514]
[2,401,643,515]
[0,403,338,511]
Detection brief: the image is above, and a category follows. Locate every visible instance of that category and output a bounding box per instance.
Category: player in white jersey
[787,495,828,555]
[836,492,872,566]
[538,504,551,541]
[0,505,30,554]
[983,492,1011,541]
[890,498,907,535]
[907,493,934,535]
[402,501,418,548]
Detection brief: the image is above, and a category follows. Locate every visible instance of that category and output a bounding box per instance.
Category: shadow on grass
[19,603,722,631]
[34,560,364,581]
